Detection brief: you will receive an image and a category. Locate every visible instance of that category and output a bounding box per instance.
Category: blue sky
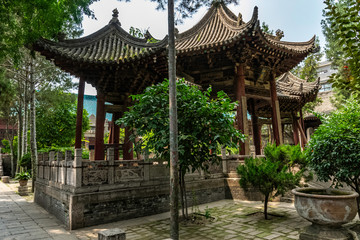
[78,0,326,95]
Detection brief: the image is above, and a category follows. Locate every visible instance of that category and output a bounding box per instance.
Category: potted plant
[15,171,31,186]
[293,97,360,239]
[304,97,360,217]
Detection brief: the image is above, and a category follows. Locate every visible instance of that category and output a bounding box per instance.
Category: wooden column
[249,99,261,155]
[95,92,105,160]
[123,127,133,160]
[269,73,283,146]
[113,112,121,160]
[251,115,261,155]
[292,113,299,145]
[235,63,249,155]
[75,78,85,149]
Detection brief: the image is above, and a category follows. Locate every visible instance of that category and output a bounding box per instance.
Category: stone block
[1,176,10,183]
[18,186,29,196]
[98,228,126,240]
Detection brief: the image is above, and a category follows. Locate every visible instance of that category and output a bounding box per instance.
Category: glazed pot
[19,179,28,186]
[292,187,359,227]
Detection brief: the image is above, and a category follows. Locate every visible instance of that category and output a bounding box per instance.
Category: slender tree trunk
[29,59,38,193]
[22,79,28,157]
[17,113,22,174]
[168,0,179,239]
[5,120,15,177]
[183,172,188,218]
[179,169,185,218]
[264,194,269,220]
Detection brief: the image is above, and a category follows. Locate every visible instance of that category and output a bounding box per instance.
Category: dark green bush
[305,97,360,216]
[237,144,306,220]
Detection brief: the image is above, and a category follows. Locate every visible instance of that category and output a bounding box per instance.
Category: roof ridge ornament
[275,29,284,40]
[109,8,121,26]
[237,13,243,26]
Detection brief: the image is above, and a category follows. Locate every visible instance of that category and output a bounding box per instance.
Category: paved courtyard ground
[1,180,358,240]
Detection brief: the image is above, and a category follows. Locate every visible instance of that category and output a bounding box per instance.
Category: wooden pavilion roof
[175,3,315,56]
[254,72,320,118]
[33,3,318,113]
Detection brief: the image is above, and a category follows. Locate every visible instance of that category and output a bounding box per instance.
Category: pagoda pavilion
[33,3,319,160]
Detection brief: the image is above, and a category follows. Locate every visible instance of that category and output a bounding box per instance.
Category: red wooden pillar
[95,92,105,160]
[113,112,121,160]
[75,78,85,149]
[292,112,299,145]
[235,63,249,155]
[123,127,133,160]
[251,114,261,155]
[270,73,283,146]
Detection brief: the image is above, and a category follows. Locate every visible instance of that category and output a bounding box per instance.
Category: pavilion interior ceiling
[33,3,319,116]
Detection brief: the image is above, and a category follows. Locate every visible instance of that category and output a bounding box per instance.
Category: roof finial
[113,8,119,18]
[275,29,284,40]
[237,13,243,26]
[109,8,121,25]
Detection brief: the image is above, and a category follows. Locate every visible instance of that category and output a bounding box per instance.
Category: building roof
[277,72,320,99]
[34,9,167,65]
[175,3,315,56]
[255,72,320,117]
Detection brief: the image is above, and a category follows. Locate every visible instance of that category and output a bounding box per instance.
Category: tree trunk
[168,0,179,239]
[5,120,15,177]
[264,194,269,220]
[29,59,38,193]
[17,113,22,174]
[179,169,185,218]
[183,172,188,218]
[22,79,28,157]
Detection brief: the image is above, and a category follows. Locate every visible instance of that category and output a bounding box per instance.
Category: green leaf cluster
[323,0,360,94]
[0,0,98,63]
[237,144,306,219]
[36,91,90,149]
[117,79,244,174]
[306,97,360,191]
[15,171,31,180]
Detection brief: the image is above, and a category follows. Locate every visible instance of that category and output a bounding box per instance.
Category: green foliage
[19,153,31,169]
[117,79,244,174]
[36,91,90,148]
[237,144,305,219]
[306,97,360,192]
[204,206,211,219]
[292,37,323,83]
[38,146,89,159]
[15,171,31,180]
[0,0,97,62]
[261,22,274,35]
[323,0,360,94]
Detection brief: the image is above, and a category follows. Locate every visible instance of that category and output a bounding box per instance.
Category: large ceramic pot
[19,179,28,186]
[292,187,359,227]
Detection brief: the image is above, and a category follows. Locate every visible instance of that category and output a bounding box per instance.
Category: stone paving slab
[72,199,316,240]
[2,180,359,240]
[0,181,78,240]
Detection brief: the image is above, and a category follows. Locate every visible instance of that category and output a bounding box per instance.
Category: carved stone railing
[37,148,262,189]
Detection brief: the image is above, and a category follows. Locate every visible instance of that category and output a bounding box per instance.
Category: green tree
[292,37,323,114]
[305,97,360,217]
[117,1,238,238]
[323,0,360,94]
[36,90,89,148]
[0,0,97,62]
[117,79,243,215]
[237,144,306,220]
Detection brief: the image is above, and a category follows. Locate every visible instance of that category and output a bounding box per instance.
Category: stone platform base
[1,176,10,183]
[300,224,354,240]
[18,186,29,196]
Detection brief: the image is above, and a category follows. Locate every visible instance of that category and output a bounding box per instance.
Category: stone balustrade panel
[82,160,109,186]
[114,160,144,182]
